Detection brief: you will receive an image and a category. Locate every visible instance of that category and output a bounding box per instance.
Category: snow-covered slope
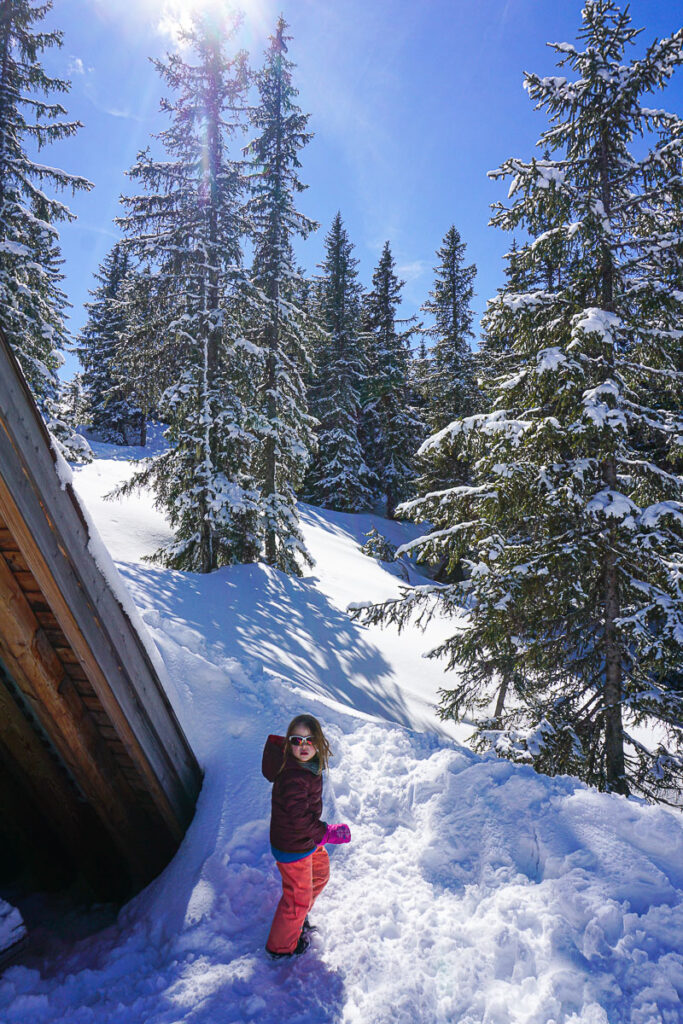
[69,455,469,741]
[0,448,681,1024]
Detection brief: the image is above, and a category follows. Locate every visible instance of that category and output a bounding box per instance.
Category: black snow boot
[266,933,310,960]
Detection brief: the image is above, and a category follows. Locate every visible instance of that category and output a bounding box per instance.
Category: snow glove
[321,823,351,845]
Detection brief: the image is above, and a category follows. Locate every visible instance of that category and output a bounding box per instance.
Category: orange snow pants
[266,846,330,954]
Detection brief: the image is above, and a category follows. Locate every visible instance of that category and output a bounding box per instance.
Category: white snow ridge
[0,448,681,1024]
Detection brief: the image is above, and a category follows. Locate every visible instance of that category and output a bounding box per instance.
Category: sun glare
[150,0,273,45]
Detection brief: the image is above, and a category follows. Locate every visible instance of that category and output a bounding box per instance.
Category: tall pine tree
[475,240,524,387]
[418,226,478,492]
[77,242,143,445]
[355,0,683,803]
[113,264,170,447]
[0,0,92,458]
[306,212,372,511]
[362,241,420,518]
[421,226,478,431]
[246,17,317,575]
[118,10,260,571]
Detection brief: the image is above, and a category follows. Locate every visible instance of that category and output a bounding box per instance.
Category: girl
[262,714,351,958]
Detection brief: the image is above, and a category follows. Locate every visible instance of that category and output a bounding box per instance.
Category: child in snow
[262,714,351,958]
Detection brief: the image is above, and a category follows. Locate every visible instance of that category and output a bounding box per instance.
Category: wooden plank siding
[0,328,202,893]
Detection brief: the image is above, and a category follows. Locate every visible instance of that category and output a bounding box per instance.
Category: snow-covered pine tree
[354,0,683,802]
[418,226,479,492]
[409,335,430,415]
[306,213,372,511]
[57,371,87,429]
[77,242,144,445]
[421,226,478,431]
[245,17,317,575]
[117,11,260,571]
[361,241,421,518]
[0,0,92,459]
[110,263,174,447]
[474,241,523,388]
[292,266,322,407]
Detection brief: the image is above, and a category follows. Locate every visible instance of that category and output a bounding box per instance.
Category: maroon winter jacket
[262,735,327,853]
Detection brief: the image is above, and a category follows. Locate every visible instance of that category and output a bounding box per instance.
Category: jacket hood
[262,734,286,782]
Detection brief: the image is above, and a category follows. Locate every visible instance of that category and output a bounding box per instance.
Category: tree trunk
[386,484,395,520]
[198,48,222,575]
[0,3,11,212]
[264,49,284,567]
[264,339,277,565]
[494,674,509,724]
[602,456,627,793]
[597,132,627,794]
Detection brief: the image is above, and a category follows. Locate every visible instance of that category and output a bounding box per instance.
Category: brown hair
[278,714,332,774]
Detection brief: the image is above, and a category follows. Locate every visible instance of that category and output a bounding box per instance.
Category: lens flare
[154,0,272,45]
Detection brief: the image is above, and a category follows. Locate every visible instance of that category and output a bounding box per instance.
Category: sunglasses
[289,735,316,747]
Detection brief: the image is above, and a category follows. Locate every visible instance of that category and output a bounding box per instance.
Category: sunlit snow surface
[1,443,681,1024]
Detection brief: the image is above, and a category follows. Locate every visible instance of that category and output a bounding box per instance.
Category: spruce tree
[475,240,524,388]
[355,0,683,803]
[421,226,478,431]
[0,0,92,458]
[118,11,260,571]
[77,243,143,445]
[246,17,317,575]
[293,267,321,409]
[418,226,479,491]
[306,213,372,510]
[58,371,87,429]
[409,335,430,417]
[113,264,168,447]
[361,242,421,518]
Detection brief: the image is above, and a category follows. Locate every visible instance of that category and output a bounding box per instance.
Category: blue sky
[37,0,683,380]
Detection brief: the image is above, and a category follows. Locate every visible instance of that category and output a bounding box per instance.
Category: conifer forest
[1,0,682,805]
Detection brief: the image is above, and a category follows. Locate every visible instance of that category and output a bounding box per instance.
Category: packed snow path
[0,449,681,1024]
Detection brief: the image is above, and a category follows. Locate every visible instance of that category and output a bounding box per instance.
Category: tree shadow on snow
[83,426,169,463]
[300,501,422,550]
[155,948,346,1024]
[118,560,415,729]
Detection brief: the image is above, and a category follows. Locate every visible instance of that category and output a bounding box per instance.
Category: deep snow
[0,445,681,1024]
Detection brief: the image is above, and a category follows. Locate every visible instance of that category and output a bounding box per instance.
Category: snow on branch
[417,410,532,457]
[585,488,640,522]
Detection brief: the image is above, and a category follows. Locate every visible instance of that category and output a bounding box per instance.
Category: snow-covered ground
[0,444,681,1024]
